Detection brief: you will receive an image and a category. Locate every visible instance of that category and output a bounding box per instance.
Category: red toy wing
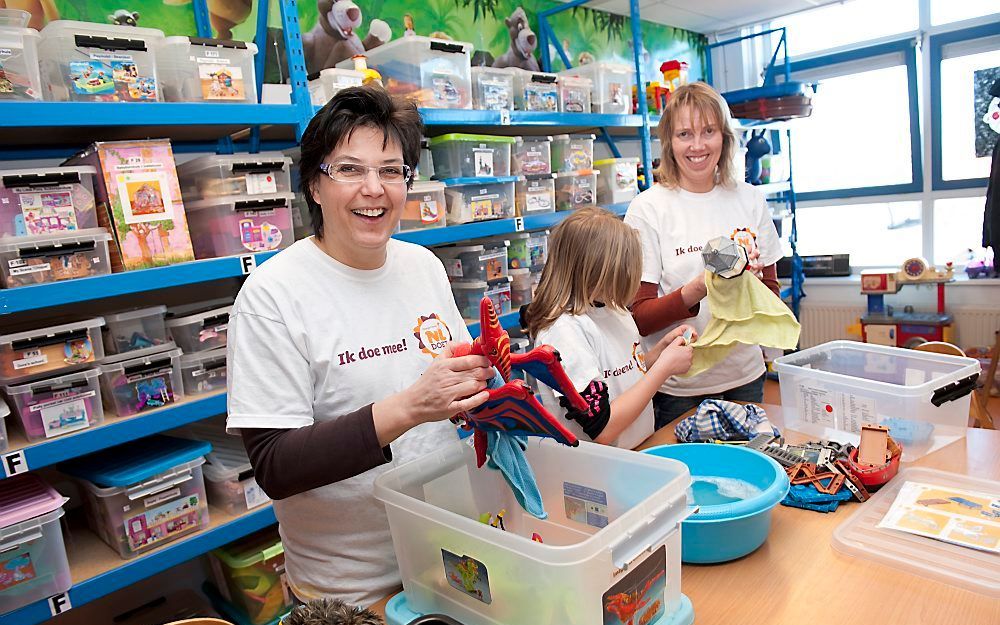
[463,380,578,446]
[510,345,589,413]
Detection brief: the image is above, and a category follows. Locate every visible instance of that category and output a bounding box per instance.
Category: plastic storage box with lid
[551,134,595,173]
[436,244,508,283]
[185,421,269,515]
[179,347,227,396]
[337,37,473,109]
[99,345,182,417]
[0,473,71,614]
[4,367,104,442]
[560,62,635,114]
[554,170,597,212]
[308,67,364,105]
[209,528,288,625]
[60,435,211,559]
[429,134,515,179]
[471,66,515,110]
[509,268,532,308]
[594,158,639,204]
[0,166,99,238]
[512,136,552,175]
[103,305,169,356]
[156,36,258,102]
[166,303,231,352]
[177,153,293,200]
[511,68,558,112]
[557,74,592,114]
[527,231,548,268]
[0,317,105,384]
[38,20,164,102]
[442,177,518,225]
[373,438,693,625]
[451,279,511,321]
[0,228,112,288]
[773,341,981,461]
[184,193,294,259]
[402,181,447,232]
[0,9,42,100]
[515,174,555,216]
[488,232,529,270]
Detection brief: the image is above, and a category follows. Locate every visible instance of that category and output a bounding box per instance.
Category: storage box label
[242,476,270,509]
[35,391,96,438]
[17,187,79,235]
[0,551,36,591]
[602,545,666,625]
[12,351,47,370]
[125,492,201,552]
[198,62,245,100]
[564,481,609,528]
[114,171,176,224]
[245,172,278,195]
[441,549,492,604]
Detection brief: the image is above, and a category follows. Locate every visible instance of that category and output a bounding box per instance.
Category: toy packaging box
[65,140,195,272]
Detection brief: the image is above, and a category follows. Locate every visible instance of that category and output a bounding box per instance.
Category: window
[938,40,1000,182]
[790,201,922,267]
[931,1,999,26]
[772,0,917,58]
[933,196,988,266]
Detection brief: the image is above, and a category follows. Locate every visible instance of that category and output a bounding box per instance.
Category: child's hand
[747,248,764,279]
[648,336,694,380]
[644,324,697,368]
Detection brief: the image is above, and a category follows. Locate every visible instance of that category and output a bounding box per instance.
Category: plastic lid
[510,268,531,275]
[185,192,294,213]
[167,298,234,319]
[179,347,227,367]
[101,345,180,367]
[559,74,592,85]
[554,169,596,179]
[165,305,233,328]
[452,280,488,289]
[60,435,211,488]
[472,65,516,75]
[429,134,516,146]
[212,527,284,569]
[177,153,291,176]
[520,173,557,181]
[40,19,165,41]
[373,35,473,54]
[0,317,105,346]
[437,244,484,254]
[5,367,101,396]
[594,157,639,166]
[0,474,68,528]
[0,165,96,181]
[0,8,30,28]
[103,305,168,324]
[552,133,597,141]
[0,228,112,253]
[408,180,446,193]
[515,136,552,144]
[180,36,258,54]
[439,175,522,186]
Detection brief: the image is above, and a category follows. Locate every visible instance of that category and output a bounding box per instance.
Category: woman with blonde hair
[624,81,783,429]
[524,207,695,449]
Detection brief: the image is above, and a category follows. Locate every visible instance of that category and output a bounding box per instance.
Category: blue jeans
[652,373,766,431]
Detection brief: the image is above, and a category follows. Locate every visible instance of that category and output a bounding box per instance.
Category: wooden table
[372,404,1000,625]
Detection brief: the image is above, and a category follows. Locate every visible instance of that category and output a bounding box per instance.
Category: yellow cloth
[683,270,801,377]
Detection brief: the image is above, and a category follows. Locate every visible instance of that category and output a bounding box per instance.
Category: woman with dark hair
[226,86,493,607]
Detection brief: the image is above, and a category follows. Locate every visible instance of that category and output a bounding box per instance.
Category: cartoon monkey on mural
[493,6,540,72]
[302,0,391,72]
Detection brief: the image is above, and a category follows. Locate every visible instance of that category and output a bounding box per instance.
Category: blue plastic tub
[643,444,789,564]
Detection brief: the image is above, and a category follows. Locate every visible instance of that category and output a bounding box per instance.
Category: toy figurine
[745,130,771,185]
[701,236,748,279]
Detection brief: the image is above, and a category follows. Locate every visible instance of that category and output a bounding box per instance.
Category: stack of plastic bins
[177,153,293,200]
[512,136,552,175]
[0,229,112,288]
[560,62,635,114]
[402,181,447,232]
[553,171,598,212]
[0,317,105,384]
[179,419,269,515]
[98,345,182,417]
[179,348,227,396]
[4,368,104,442]
[442,177,519,225]
[60,436,211,559]
[338,37,473,109]
[0,9,42,100]
[515,174,556,216]
[511,68,559,112]
[0,474,71,614]
[429,134,514,179]
[156,37,258,103]
[102,305,170,356]
[0,166,100,237]
[184,193,295,259]
[38,20,165,102]
[594,158,640,205]
[435,244,508,284]
[209,528,289,625]
[166,302,232,353]
[308,67,364,105]
[557,74,592,113]
[471,66,515,110]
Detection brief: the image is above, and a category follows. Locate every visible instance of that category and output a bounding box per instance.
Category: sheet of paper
[877,481,1000,554]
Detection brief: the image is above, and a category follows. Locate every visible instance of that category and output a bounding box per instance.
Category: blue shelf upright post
[192,0,213,38]
[249,0,272,153]
[629,0,653,191]
[279,0,313,140]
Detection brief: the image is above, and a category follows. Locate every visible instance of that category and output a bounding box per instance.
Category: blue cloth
[674,399,780,443]
[485,431,547,519]
[782,481,853,513]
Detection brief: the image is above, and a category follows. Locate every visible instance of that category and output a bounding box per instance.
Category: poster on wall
[973,66,1000,158]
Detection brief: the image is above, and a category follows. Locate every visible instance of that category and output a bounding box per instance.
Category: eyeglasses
[319,162,412,184]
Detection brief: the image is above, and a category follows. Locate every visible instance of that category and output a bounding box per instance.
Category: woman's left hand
[747,248,764,279]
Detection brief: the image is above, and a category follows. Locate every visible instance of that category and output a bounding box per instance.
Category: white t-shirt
[534,306,654,450]
[226,237,471,607]
[624,182,782,396]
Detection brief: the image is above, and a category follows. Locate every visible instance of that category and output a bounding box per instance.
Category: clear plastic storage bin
[0,317,105,384]
[558,74,592,114]
[471,66,515,110]
[510,268,533,308]
[373,438,692,625]
[177,153,293,200]
[4,368,104,442]
[179,348,227,396]
[402,181,447,231]
[774,341,982,460]
[210,528,288,625]
[495,232,530,270]
[0,9,42,101]
[181,419,269,516]
[512,68,558,112]
[99,346,182,417]
[451,280,511,320]
[184,193,294,259]
[0,400,8,453]
[338,37,473,109]
[429,134,515,179]
[527,231,549,268]
[515,174,556,216]
[308,67,364,105]
[554,170,597,212]
[512,136,552,175]
[0,228,112,288]
[60,436,211,559]
[0,474,71,614]
[561,62,635,114]
[0,166,99,238]
[551,134,595,173]
[436,244,508,283]
[166,304,231,353]
[442,177,518,224]
[38,21,164,102]
[594,158,639,204]
[103,305,170,356]
[156,36,258,103]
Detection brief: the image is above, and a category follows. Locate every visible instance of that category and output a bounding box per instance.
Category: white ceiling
[563,0,843,35]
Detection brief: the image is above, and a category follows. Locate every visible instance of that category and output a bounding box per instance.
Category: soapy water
[687,476,763,507]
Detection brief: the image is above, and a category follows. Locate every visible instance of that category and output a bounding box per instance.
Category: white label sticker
[796,385,837,427]
[114,171,176,225]
[143,487,181,509]
[240,254,257,274]
[563,482,609,528]
[242,477,270,510]
[473,150,495,177]
[514,216,525,232]
[48,593,72,616]
[9,263,50,276]
[245,172,278,195]
[2,451,28,477]
[499,108,511,125]
[38,394,94,438]
[419,199,441,224]
[445,258,463,278]
[13,353,48,370]
[197,55,228,63]
[839,392,876,433]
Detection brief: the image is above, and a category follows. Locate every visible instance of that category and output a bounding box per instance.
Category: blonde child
[524,207,696,449]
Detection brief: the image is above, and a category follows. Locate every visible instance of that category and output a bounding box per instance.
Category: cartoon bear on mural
[493,6,539,72]
[302,0,391,72]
